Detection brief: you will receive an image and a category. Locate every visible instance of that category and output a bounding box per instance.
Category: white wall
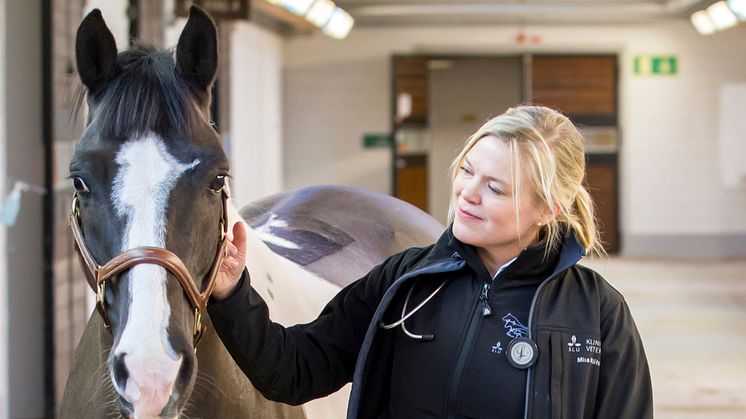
[84,0,130,50]
[229,22,284,205]
[282,44,391,194]
[0,0,7,415]
[616,24,746,253]
[283,22,746,258]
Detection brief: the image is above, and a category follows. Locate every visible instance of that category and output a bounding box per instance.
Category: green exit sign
[634,55,678,76]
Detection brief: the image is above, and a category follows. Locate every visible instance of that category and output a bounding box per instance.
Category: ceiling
[333,0,713,26]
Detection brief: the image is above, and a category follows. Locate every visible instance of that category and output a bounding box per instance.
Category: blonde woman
[210,105,653,418]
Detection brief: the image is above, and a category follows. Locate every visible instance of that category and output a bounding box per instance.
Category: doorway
[391,55,523,224]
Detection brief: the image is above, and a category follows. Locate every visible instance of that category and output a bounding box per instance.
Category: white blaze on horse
[60,6,441,419]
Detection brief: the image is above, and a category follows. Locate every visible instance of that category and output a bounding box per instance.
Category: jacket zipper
[479,282,492,317]
[446,281,488,418]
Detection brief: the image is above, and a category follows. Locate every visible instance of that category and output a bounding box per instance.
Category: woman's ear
[538,203,560,226]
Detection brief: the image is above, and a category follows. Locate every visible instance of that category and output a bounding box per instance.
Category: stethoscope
[379,279,449,341]
[379,277,539,369]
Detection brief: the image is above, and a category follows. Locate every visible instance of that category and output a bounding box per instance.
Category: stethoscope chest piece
[507,337,538,369]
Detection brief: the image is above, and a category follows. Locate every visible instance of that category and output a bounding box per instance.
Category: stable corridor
[582,258,746,418]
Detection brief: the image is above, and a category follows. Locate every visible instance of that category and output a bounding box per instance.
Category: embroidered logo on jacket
[501,313,528,339]
[568,335,581,352]
[569,335,602,367]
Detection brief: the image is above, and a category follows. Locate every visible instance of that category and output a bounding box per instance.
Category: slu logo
[491,341,503,354]
[568,335,581,353]
[501,313,528,339]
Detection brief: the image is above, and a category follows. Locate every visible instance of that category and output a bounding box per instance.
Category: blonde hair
[448,105,605,257]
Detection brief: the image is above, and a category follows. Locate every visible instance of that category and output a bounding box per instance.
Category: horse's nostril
[111,352,129,393]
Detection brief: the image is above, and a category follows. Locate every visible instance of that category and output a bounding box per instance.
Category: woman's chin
[452,222,478,245]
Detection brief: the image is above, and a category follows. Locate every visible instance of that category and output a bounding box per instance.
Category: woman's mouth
[458,208,482,221]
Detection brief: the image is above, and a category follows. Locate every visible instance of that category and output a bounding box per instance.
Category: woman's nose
[460,179,480,204]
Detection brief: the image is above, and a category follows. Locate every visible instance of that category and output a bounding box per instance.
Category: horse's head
[70,7,228,418]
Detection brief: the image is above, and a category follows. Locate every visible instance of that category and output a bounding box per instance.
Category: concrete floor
[582,257,746,419]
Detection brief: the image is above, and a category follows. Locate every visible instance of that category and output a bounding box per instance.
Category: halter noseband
[68,185,230,347]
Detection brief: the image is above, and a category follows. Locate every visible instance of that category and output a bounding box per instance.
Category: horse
[59,6,442,419]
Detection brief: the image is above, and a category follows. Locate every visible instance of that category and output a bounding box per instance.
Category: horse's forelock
[93,46,200,142]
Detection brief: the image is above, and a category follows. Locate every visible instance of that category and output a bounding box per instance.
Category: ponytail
[568,185,605,256]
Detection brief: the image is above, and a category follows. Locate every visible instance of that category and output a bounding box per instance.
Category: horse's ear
[176,6,218,93]
[76,9,118,95]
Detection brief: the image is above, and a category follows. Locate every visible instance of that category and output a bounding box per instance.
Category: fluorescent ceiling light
[306,0,336,27]
[707,1,739,30]
[691,10,716,34]
[323,8,354,39]
[728,0,746,20]
[281,0,315,16]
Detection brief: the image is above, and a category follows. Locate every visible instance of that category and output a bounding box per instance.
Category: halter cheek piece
[68,185,230,348]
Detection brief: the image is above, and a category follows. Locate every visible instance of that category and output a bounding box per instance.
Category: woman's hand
[213,221,248,301]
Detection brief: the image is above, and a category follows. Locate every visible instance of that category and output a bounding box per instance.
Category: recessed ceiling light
[707,1,739,30]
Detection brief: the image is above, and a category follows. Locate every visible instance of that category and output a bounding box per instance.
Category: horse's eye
[72,177,89,194]
[210,175,226,192]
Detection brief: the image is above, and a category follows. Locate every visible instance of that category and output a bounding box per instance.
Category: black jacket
[208,228,653,419]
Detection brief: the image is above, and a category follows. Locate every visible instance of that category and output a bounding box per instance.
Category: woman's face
[452,135,547,264]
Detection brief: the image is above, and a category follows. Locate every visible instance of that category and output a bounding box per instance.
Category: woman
[210,105,653,418]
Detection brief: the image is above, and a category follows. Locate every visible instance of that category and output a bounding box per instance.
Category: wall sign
[363,133,392,149]
[634,55,678,76]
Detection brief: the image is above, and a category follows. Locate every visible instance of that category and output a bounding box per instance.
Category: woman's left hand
[213,221,248,301]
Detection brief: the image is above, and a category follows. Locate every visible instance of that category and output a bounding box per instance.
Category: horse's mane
[91,45,198,141]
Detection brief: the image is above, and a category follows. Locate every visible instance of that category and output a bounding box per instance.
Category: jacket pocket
[556,331,602,418]
[550,331,564,419]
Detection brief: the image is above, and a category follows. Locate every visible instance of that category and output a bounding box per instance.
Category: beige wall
[282,50,392,194]
[229,21,285,205]
[2,0,45,417]
[0,0,7,414]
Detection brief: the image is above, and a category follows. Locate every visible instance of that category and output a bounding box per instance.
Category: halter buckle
[193,307,204,351]
[96,280,110,328]
[71,194,80,218]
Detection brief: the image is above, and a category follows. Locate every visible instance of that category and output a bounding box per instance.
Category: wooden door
[395,154,429,212]
[585,155,619,253]
[392,55,430,212]
[531,54,620,253]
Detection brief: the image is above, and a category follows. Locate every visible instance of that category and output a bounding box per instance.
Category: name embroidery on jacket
[568,335,602,367]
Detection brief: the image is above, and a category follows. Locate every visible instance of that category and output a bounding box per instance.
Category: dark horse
[60,7,442,419]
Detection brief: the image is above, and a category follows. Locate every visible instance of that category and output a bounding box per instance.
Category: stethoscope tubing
[380,279,449,340]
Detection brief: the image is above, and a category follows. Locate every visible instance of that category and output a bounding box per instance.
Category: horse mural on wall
[59,6,442,419]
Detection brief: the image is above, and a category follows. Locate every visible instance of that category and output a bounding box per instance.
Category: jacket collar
[430,225,586,281]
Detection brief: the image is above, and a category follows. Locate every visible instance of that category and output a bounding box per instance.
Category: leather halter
[68,185,230,347]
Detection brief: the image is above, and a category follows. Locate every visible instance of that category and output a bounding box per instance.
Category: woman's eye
[460,166,473,176]
[488,184,502,195]
[210,175,227,192]
[72,177,89,193]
